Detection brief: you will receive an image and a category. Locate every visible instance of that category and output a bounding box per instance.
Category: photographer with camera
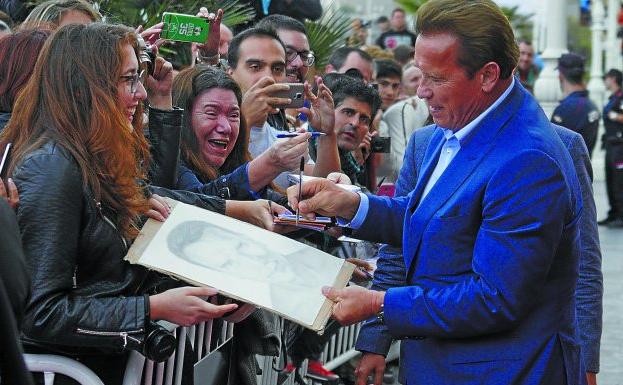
[309,74,381,186]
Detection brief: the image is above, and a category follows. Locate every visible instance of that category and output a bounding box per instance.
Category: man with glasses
[256,15,314,85]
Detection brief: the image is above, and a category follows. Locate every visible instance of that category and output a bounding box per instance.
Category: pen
[358,267,374,280]
[296,156,304,226]
[276,132,326,139]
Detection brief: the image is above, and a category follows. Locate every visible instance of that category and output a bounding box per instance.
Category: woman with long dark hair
[0,22,281,383]
[172,65,335,200]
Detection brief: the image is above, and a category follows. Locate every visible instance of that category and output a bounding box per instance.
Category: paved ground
[593,159,623,385]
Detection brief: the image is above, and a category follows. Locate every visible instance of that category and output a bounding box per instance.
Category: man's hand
[286,178,360,220]
[321,286,385,325]
[355,353,386,385]
[145,56,174,110]
[241,77,291,129]
[298,76,335,135]
[586,372,597,385]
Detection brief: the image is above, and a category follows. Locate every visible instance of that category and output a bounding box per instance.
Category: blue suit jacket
[353,83,586,384]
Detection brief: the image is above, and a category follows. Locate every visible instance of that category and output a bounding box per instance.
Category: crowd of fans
[0,0,615,384]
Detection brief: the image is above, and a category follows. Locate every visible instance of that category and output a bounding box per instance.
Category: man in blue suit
[287,1,585,383]
[354,123,603,385]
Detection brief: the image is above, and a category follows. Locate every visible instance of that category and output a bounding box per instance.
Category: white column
[534,0,567,117]
[606,0,622,71]
[589,0,607,109]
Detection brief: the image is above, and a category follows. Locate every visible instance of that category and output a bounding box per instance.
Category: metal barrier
[24,354,105,385]
[121,319,304,385]
[25,320,377,385]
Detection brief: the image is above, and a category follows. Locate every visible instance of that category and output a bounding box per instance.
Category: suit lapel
[403,83,526,272]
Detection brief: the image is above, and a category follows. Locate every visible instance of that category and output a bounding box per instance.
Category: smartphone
[161,13,209,43]
[271,83,305,109]
[370,136,391,153]
[0,143,11,179]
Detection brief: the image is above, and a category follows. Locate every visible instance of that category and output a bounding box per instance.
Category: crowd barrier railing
[25,318,387,385]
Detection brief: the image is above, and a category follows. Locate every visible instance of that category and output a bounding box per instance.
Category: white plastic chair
[24,353,105,385]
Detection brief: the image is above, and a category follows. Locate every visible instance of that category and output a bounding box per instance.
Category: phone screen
[161,13,210,43]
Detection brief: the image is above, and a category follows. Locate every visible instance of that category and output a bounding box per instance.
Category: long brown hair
[172,65,251,182]
[0,28,52,112]
[0,23,150,238]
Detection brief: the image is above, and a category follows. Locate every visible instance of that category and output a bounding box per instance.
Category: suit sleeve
[384,150,578,338]
[353,194,409,246]
[568,135,603,373]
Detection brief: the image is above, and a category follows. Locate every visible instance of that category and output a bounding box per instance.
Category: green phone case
[161,12,209,43]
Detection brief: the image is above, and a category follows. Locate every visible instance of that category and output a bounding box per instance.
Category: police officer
[551,53,600,156]
[600,69,623,227]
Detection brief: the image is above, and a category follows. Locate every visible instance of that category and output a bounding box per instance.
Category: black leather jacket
[13,137,225,357]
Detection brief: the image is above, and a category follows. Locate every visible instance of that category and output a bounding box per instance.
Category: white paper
[136,202,346,326]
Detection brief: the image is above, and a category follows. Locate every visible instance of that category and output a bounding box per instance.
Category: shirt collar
[439,77,516,143]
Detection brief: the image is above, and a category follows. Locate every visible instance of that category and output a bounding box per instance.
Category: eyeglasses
[286,49,315,67]
[119,70,146,94]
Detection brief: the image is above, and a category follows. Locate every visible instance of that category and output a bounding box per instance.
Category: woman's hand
[149,286,238,326]
[267,129,311,172]
[145,194,171,222]
[136,22,165,51]
[297,76,335,135]
[145,56,174,110]
[225,199,288,231]
[0,177,19,210]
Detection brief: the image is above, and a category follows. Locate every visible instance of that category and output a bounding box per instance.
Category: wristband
[197,51,220,65]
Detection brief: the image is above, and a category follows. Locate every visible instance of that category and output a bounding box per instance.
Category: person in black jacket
[0,23,283,384]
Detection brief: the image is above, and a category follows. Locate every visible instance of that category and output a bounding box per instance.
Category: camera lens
[144,327,176,362]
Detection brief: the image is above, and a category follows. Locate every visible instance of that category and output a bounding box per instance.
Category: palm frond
[305,8,352,71]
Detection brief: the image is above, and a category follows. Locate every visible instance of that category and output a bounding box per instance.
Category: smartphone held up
[161,12,210,43]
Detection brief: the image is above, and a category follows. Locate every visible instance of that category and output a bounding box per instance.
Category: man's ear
[480,62,501,93]
[226,67,234,76]
[325,64,336,74]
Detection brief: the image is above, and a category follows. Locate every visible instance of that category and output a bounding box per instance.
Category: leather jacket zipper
[95,201,128,250]
[75,327,143,348]
[72,265,78,289]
